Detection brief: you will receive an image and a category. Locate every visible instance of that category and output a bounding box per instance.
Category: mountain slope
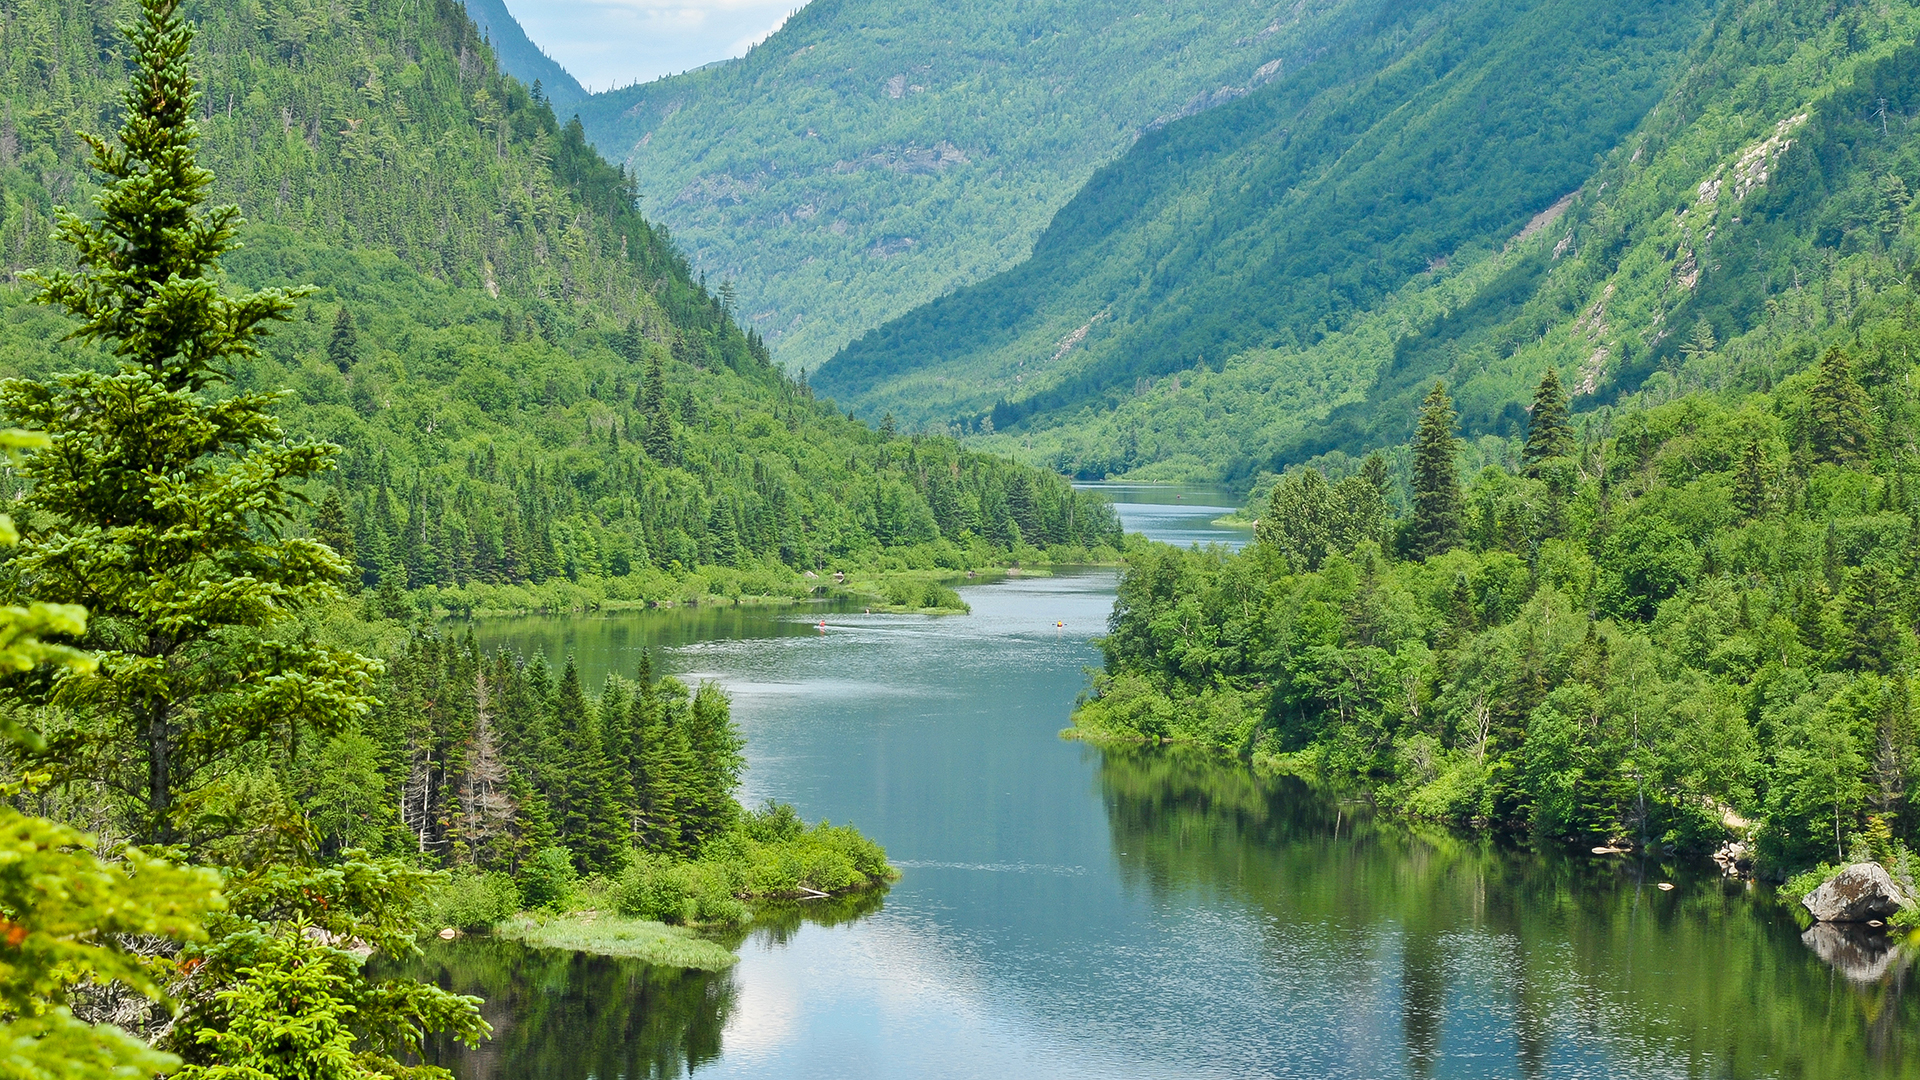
[816,0,1714,436]
[461,0,586,109]
[0,0,1119,606]
[984,0,1920,486]
[573,0,1422,371]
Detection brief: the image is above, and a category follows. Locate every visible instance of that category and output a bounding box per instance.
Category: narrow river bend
[413,486,1920,1080]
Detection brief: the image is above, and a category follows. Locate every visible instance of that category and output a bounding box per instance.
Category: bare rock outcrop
[1802,862,1909,923]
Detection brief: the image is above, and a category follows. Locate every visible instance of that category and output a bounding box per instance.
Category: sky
[503,0,802,90]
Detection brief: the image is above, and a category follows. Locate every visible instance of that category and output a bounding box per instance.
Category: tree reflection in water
[396,888,889,1079]
[1094,745,1920,1079]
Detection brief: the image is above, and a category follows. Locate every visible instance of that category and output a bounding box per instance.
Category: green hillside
[828,0,1920,496]
[818,0,1715,443]
[573,0,1411,371]
[0,0,1120,614]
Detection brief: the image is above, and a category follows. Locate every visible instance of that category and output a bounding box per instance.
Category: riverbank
[382,543,1121,619]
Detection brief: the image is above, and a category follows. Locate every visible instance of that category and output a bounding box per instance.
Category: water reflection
[1095,745,1920,1078]
[411,938,733,1080]
[409,744,1920,1078]
[409,891,888,1080]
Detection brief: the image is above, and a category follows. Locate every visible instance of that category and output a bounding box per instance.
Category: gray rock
[1802,862,1910,923]
[1801,922,1901,983]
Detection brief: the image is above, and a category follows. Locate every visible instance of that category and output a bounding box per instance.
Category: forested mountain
[0,0,1119,610]
[461,0,586,109]
[572,0,1400,370]
[818,0,1717,450]
[826,0,1920,496]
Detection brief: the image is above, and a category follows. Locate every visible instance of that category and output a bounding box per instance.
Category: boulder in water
[1802,862,1910,923]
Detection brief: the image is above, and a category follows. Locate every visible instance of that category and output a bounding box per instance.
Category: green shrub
[920,584,967,611]
[740,800,805,844]
[519,846,578,911]
[610,851,748,926]
[1778,863,1838,907]
[424,869,520,931]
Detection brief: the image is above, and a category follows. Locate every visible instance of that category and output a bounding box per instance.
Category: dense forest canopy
[1081,300,1920,874]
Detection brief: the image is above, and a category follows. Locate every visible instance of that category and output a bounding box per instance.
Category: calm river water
[412,485,1918,1079]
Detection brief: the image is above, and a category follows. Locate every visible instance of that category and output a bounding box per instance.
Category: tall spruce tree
[1808,345,1872,464]
[1734,438,1769,519]
[641,352,676,463]
[1409,381,1464,558]
[1521,368,1574,473]
[2,4,487,1077]
[0,427,223,1080]
[325,306,358,372]
[550,658,622,873]
[7,0,377,846]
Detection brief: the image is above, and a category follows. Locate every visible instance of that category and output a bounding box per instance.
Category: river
[411,484,1918,1079]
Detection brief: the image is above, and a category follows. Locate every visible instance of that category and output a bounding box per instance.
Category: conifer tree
[456,669,516,868]
[2,5,486,1076]
[617,318,644,363]
[5,0,377,845]
[1409,381,1464,558]
[1808,345,1872,464]
[685,681,746,843]
[550,658,622,872]
[313,486,356,571]
[0,428,223,1079]
[326,305,358,372]
[641,352,676,463]
[1734,439,1769,519]
[1521,368,1574,473]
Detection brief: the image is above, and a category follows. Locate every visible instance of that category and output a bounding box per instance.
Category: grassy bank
[492,912,739,970]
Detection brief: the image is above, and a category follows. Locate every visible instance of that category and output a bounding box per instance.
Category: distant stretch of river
[414,483,1916,1079]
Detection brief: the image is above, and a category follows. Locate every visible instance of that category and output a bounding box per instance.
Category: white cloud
[505,0,804,91]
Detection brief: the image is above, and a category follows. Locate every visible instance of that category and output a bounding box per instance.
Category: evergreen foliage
[0,427,223,1080]
[3,0,375,847]
[0,6,485,1075]
[1807,345,1872,465]
[1521,368,1573,473]
[362,632,777,878]
[1408,383,1463,558]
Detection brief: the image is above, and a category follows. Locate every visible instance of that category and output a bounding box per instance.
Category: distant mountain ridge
[462,0,586,109]
[811,0,1920,491]
[814,0,1715,439]
[570,0,1399,371]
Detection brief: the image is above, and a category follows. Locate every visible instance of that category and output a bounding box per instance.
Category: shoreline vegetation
[389,544,1122,620]
[492,913,740,970]
[1071,319,1920,890]
[421,801,899,968]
